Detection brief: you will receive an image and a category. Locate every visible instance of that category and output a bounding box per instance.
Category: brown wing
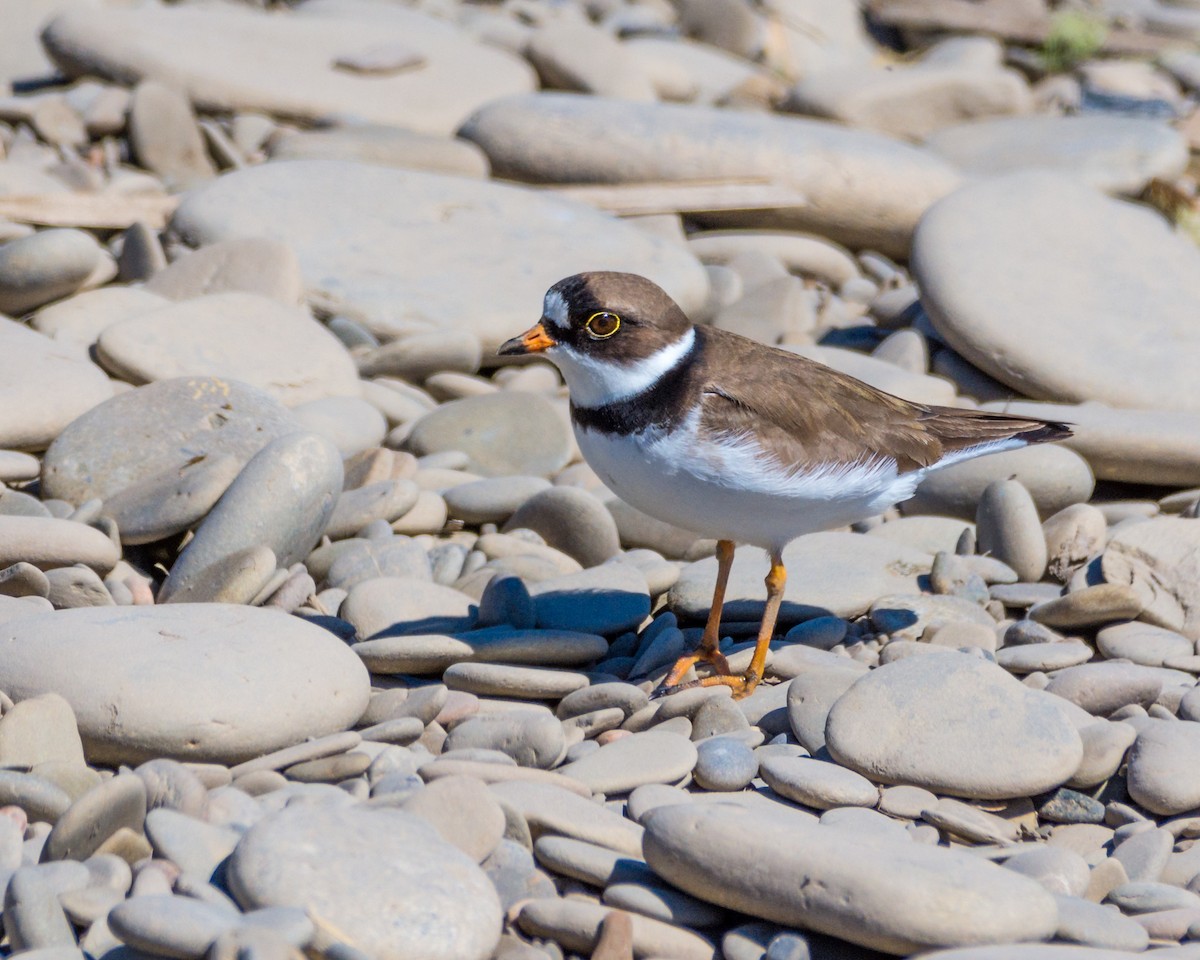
[696,329,1071,474]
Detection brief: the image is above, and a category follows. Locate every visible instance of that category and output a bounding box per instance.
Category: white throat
[550,326,696,409]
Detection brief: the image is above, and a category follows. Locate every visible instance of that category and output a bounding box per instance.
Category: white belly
[575,416,923,551]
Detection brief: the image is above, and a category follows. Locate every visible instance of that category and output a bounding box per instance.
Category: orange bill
[498,321,557,356]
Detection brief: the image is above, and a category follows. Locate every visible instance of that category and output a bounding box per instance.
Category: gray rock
[0,517,119,575]
[443,711,565,769]
[759,755,878,810]
[785,665,876,756]
[401,774,506,862]
[559,731,697,793]
[825,651,1082,799]
[1043,662,1163,716]
[268,124,489,178]
[531,562,651,634]
[976,480,1047,583]
[1052,894,1150,952]
[144,237,304,304]
[906,444,1095,521]
[488,780,644,856]
[108,894,237,958]
[642,802,1058,954]
[227,804,501,960]
[459,93,962,257]
[693,736,758,792]
[160,432,342,601]
[0,320,113,453]
[444,476,552,525]
[503,487,621,568]
[1104,517,1200,639]
[0,230,104,316]
[0,693,84,768]
[1028,584,1145,630]
[341,576,476,637]
[42,377,297,507]
[96,293,360,408]
[408,393,572,479]
[127,80,215,190]
[293,396,389,460]
[671,533,930,624]
[443,662,589,700]
[4,866,78,951]
[516,897,714,960]
[167,159,707,353]
[0,604,370,765]
[913,171,1200,412]
[926,114,1187,194]
[1097,622,1193,667]
[1127,719,1200,816]
[43,773,146,862]
[43,3,534,134]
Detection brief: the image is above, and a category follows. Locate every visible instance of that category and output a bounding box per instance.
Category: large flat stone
[459,92,962,257]
[42,2,534,134]
[912,171,1200,411]
[168,160,708,353]
[0,604,370,764]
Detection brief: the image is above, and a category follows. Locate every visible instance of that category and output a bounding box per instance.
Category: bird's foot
[652,669,761,701]
[651,641,731,700]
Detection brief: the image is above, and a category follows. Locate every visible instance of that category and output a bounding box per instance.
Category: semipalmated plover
[499,272,1071,699]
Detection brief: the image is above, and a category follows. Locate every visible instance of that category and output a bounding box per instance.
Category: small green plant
[1041,10,1108,73]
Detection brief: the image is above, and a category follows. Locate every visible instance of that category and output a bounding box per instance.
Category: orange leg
[656,540,734,693]
[655,549,787,701]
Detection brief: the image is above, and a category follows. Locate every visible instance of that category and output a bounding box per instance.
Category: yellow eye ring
[585,311,621,339]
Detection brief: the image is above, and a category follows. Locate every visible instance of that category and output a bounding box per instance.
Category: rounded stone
[0,229,104,316]
[167,159,708,353]
[0,320,112,453]
[159,432,342,601]
[670,533,930,625]
[825,651,1083,799]
[1042,662,1163,716]
[530,562,651,635]
[905,444,1094,521]
[693,736,758,792]
[459,92,962,258]
[558,731,697,794]
[400,774,506,863]
[227,804,501,960]
[503,487,621,569]
[108,894,237,957]
[976,480,1048,583]
[443,663,589,700]
[443,711,566,769]
[0,604,370,765]
[443,476,552,525]
[407,393,572,479]
[1103,517,1200,640]
[43,3,533,134]
[42,377,298,506]
[1096,622,1193,667]
[759,755,879,810]
[0,518,119,575]
[925,115,1188,194]
[912,171,1200,412]
[1127,720,1200,816]
[96,293,360,408]
[341,576,477,638]
[642,802,1058,954]
[994,641,1094,674]
[292,396,389,460]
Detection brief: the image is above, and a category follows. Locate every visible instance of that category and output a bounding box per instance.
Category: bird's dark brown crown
[545,272,694,363]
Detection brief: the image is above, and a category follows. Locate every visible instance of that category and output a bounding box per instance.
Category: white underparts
[551,327,696,409]
[574,406,1034,550]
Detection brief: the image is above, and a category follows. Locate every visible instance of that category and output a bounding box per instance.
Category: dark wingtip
[1021,420,1074,444]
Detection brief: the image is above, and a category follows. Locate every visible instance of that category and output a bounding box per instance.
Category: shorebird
[499,272,1070,699]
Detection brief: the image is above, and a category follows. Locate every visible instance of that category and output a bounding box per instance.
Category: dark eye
[585,311,621,339]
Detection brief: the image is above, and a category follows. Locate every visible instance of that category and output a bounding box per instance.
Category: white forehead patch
[543,289,569,332]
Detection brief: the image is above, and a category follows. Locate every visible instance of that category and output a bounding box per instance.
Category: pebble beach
[3,0,1200,958]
